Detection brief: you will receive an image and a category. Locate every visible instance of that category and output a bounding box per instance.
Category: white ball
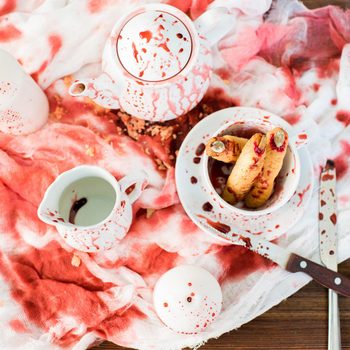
[153,265,222,334]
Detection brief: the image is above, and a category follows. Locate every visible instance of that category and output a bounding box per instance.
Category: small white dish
[175,107,314,242]
[153,265,222,334]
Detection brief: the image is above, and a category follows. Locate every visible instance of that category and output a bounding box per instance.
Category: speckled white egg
[153,265,222,334]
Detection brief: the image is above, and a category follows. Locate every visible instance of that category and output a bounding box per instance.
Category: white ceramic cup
[202,116,301,216]
[0,49,49,135]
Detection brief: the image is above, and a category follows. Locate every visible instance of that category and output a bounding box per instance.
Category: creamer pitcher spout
[69,73,121,109]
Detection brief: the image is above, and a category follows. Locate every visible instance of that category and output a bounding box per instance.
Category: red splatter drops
[312,83,320,92]
[158,42,170,53]
[321,173,334,181]
[297,184,311,207]
[298,133,307,140]
[319,212,324,220]
[336,110,350,127]
[188,282,192,286]
[0,24,21,42]
[275,224,280,229]
[132,42,139,63]
[139,30,152,43]
[215,245,275,283]
[197,215,231,234]
[331,98,337,106]
[0,0,16,16]
[240,236,252,249]
[320,199,326,207]
[330,213,337,225]
[163,302,168,307]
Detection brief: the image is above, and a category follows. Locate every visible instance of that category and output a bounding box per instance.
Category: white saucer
[175,107,314,243]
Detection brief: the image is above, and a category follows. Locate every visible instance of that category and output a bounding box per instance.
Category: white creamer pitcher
[69,4,234,121]
[38,165,147,252]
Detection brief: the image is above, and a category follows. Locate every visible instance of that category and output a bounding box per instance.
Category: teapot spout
[69,73,121,110]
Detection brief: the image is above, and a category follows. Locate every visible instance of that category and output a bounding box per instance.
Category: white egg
[153,265,222,334]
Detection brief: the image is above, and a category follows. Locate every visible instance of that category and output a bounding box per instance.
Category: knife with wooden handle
[319,159,341,350]
[198,171,350,296]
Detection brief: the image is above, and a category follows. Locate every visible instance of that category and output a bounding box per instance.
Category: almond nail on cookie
[205,135,248,163]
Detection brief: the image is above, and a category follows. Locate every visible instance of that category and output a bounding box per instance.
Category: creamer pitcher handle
[119,172,148,204]
[194,7,235,46]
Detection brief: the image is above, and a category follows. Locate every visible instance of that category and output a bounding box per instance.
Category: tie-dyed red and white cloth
[1,0,350,349]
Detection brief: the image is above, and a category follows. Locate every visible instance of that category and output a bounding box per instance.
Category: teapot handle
[194,7,235,46]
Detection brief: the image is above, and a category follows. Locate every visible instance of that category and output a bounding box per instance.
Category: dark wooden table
[93,0,350,349]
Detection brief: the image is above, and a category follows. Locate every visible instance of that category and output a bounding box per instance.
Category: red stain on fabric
[215,245,275,283]
[333,141,350,179]
[284,113,301,125]
[9,319,27,333]
[96,306,146,339]
[124,244,178,277]
[0,0,16,16]
[0,24,21,42]
[281,66,301,103]
[88,0,107,13]
[31,35,61,81]
[336,110,350,127]
[0,243,122,346]
[48,34,62,58]
[215,68,232,81]
[168,0,213,19]
[31,61,48,82]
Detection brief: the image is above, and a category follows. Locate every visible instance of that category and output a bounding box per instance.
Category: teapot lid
[116,9,192,82]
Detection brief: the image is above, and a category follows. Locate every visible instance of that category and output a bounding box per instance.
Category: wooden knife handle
[286,253,350,297]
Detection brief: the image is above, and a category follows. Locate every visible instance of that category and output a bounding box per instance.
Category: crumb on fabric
[146,208,156,219]
[71,254,81,267]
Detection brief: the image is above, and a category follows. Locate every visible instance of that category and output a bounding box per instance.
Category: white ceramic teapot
[69,4,234,121]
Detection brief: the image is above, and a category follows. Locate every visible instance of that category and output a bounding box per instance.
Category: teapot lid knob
[116,9,193,82]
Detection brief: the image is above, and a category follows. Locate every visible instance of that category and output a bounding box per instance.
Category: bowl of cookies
[202,114,301,216]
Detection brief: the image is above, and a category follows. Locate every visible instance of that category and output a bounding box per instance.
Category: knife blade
[197,213,350,296]
[319,159,338,270]
[319,159,341,350]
